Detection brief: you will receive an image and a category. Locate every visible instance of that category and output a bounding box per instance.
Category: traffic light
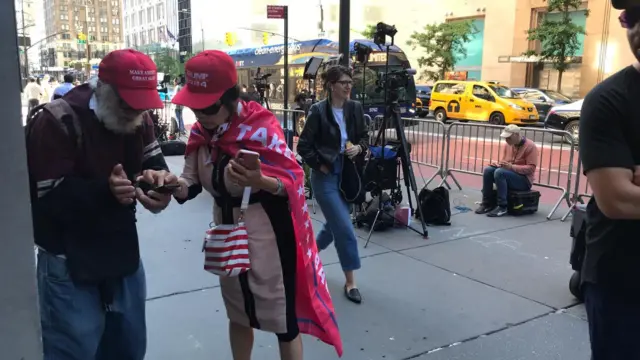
[262,32,269,45]
[77,33,86,44]
[225,32,236,47]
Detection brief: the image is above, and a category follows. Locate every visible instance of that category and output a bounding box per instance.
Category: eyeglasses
[334,80,353,87]
[194,101,222,116]
[620,8,640,29]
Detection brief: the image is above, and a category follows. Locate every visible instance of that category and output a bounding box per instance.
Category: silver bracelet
[275,178,285,195]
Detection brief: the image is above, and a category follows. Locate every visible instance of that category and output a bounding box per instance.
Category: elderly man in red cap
[25,49,177,359]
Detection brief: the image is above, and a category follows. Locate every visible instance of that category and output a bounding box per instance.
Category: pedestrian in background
[173,77,185,135]
[51,74,75,100]
[297,65,369,304]
[579,0,640,358]
[24,77,42,113]
[26,49,177,360]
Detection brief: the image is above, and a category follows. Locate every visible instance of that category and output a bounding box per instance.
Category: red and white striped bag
[203,187,252,277]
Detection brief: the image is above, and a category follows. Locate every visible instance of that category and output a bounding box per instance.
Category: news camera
[374,22,397,46]
[375,69,417,104]
[253,73,272,94]
[353,42,372,63]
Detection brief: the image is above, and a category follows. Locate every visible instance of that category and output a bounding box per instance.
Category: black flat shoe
[344,285,362,304]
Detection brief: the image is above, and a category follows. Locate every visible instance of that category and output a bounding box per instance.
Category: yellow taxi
[428,80,539,125]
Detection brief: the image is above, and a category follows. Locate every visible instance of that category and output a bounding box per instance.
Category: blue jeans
[175,108,184,133]
[482,166,531,206]
[310,169,361,271]
[585,283,640,359]
[37,251,147,360]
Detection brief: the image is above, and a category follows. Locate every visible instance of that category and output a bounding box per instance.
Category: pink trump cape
[186,101,343,356]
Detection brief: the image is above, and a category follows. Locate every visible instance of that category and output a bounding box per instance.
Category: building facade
[122,0,178,59]
[42,0,124,70]
[182,0,630,98]
[373,0,631,98]
[16,0,43,75]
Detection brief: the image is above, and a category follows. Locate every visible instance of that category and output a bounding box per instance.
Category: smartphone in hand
[237,149,261,170]
[489,163,498,168]
[135,181,180,195]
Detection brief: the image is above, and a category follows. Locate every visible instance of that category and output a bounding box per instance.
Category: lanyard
[237,186,251,223]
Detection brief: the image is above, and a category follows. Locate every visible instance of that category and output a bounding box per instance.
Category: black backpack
[417,186,452,226]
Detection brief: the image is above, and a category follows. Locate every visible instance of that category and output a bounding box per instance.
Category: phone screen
[155,183,181,194]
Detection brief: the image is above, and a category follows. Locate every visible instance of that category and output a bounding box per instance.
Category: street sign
[267,5,286,19]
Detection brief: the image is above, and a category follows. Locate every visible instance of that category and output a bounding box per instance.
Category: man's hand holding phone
[135,169,178,213]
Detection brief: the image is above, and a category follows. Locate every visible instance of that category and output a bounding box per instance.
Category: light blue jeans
[37,251,147,360]
[311,169,361,271]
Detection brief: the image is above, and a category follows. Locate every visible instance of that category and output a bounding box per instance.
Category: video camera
[353,42,372,63]
[253,68,272,94]
[376,69,416,103]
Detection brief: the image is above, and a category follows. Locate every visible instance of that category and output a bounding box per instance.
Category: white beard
[89,78,144,134]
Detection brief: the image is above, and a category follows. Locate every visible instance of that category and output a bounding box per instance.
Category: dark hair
[320,65,352,91]
[63,74,75,83]
[199,85,241,116]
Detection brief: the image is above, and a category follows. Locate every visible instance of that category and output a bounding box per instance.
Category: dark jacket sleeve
[297,104,323,171]
[27,113,119,228]
[353,101,369,152]
[141,113,169,171]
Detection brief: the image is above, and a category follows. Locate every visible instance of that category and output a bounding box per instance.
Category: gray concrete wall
[0,1,43,358]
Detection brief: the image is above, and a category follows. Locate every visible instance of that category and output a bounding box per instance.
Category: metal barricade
[270,109,305,147]
[366,116,447,187]
[440,122,576,219]
[561,153,592,221]
[400,117,448,186]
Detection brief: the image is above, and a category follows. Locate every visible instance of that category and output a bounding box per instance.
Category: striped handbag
[203,187,251,277]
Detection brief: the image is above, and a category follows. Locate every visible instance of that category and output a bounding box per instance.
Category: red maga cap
[171,50,238,109]
[98,49,163,110]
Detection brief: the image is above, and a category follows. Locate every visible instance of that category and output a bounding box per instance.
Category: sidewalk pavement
[135,156,590,360]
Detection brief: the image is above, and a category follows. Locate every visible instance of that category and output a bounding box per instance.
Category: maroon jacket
[26,84,167,282]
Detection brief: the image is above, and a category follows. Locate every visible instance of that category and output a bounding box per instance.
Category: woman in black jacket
[297,65,369,304]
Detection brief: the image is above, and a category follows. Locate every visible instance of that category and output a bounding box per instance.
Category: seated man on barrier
[475,124,539,217]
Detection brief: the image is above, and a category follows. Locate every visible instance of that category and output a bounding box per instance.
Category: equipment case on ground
[506,190,541,215]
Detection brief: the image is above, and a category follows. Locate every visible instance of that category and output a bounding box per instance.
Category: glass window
[489,85,518,99]
[519,90,546,102]
[472,85,491,100]
[540,89,572,102]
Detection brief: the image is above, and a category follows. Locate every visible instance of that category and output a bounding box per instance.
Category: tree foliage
[360,24,377,39]
[155,50,193,79]
[406,21,477,81]
[524,0,588,90]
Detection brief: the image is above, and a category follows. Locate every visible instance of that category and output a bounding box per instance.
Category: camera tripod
[363,101,429,247]
[256,88,271,111]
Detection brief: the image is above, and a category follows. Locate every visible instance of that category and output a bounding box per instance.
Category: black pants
[584,283,640,359]
[28,98,40,114]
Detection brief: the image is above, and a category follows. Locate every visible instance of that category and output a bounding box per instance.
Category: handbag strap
[237,186,252,222]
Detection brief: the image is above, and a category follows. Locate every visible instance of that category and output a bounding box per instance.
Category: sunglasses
[193,101,222,116]
[620,8,640,29]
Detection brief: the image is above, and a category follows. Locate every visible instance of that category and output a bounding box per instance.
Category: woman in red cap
[171,51,343,359]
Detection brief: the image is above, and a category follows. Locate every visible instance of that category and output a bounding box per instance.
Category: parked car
[415,85,432,117]
[544,99,583,144]
[512,88,573,119]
